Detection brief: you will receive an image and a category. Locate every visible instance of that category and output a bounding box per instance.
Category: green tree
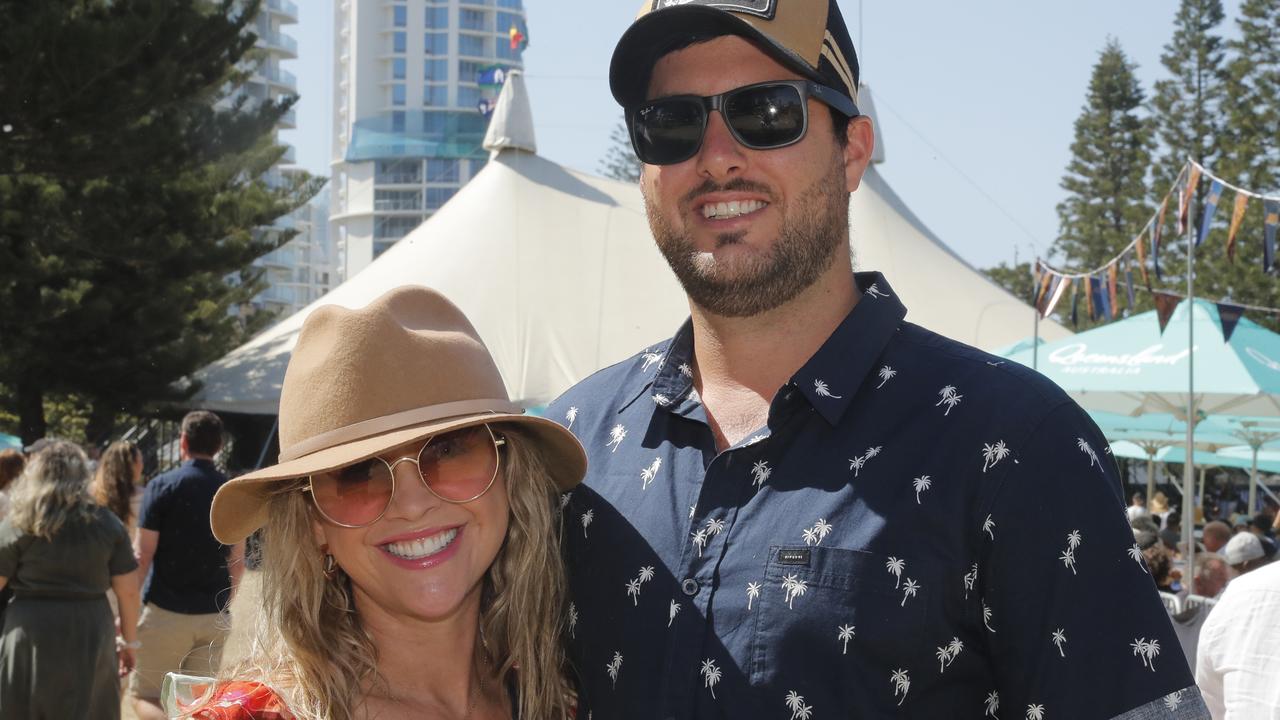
[1151,0,1227,195]
[1220,0,1280,193]
[1050,40,1153,328]
[0,0,322,444]
[600,117,642,183]
[981,261,1038,306]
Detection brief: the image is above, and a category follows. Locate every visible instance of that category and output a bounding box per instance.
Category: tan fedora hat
[210,286,587,545]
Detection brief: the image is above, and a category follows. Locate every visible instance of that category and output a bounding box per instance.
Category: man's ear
[842,115,875,193]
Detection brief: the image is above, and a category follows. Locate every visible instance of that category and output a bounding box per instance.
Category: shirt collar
[623,272,907,424]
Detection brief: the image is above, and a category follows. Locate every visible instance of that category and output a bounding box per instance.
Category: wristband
[118,639,142,650]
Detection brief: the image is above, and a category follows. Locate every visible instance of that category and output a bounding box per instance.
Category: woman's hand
[118,644,137,677]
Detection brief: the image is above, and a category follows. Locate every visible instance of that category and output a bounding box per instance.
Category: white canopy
[192,83,1067,415]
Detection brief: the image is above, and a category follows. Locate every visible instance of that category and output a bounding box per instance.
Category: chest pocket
[748,545,937,712]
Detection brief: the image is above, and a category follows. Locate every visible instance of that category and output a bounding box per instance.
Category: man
[549,1,1207,717]
[1222,532,1267,578]
[129,411,244,720]
[1126,492,1149,522]
[1247,514,1278,559]
[1203,521,1233,555]
[1169,555,1229,669]
[1196,560,1280,717]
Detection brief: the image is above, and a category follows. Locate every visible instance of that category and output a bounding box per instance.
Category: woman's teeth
[702,199,767,219]
[384,528,458,560]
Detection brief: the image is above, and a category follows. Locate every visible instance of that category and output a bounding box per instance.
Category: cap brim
[610,5,823,109]
[210,412,586,545]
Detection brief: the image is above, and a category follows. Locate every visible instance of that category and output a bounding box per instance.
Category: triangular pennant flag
[1154,293,1180,334]
[1125,267,1136,310]
[1179,165,1202,235]
[1197,180,1223,247]
[1135,229,1151,289]
[1033,264,1051,307]
[1216,302,1245,343]
[1265,200,1279,274]
[1070,281,1080,328]
[1107,263,1119,320]
[1226,193,1248,262]
[1041,275,1069,318]
[1153,196,1169,281]
[1085,275,1096,320]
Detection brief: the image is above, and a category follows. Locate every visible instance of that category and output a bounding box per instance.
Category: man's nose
[694,110,747,179]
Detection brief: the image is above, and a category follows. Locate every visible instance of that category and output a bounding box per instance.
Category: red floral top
[180,681,295,720]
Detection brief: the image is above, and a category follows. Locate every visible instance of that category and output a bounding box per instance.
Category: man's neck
[690,264,858,448]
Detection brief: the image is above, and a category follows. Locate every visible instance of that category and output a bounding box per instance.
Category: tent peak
[483,69,537,156]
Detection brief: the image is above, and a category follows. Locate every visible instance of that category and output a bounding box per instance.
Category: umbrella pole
[1250,444,1259,515]
[1146,452,1156,508]
[1181,178,1197,584]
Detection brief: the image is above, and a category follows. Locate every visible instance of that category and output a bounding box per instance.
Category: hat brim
[210,411,586,545]
[609,5,823,110]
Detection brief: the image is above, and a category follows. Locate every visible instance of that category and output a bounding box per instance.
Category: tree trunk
[16,377,46,445]
[84,400,120,449]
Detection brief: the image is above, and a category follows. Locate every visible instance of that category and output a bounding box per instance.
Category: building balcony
[264,0,299,22]
[279,108,296,129]
[262,29,298,58]
[258,63,297,91]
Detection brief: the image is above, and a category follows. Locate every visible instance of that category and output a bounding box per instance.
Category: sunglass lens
[725,84,806,149]
[419,426,499,502]
[632,98,705,165]
[311,459,394,526]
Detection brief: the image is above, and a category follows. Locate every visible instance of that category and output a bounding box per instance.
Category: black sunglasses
[627,80,859,166]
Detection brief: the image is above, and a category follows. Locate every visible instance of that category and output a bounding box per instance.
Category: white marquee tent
[191,72,1067,415]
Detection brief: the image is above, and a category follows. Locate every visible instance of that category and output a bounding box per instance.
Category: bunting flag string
[1226,193,1248,262]
[1197,180,1223,248]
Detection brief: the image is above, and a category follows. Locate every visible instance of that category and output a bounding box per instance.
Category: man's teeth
[702,199,767,219]
[384,528,458,560]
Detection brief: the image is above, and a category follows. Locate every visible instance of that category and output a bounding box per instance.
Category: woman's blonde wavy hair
[9,440,97,539]
[206,423,573,719]
[92,440,140,527]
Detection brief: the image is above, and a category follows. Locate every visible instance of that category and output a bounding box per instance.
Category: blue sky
[281,0,1244,271]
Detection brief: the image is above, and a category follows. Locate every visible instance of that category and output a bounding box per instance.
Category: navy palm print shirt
[549,273,1208,720]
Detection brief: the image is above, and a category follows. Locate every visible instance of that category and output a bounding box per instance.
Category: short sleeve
[0,519,23,578]
[979,402,1208,718]
[138,477,169,531]
[105,511,139,576]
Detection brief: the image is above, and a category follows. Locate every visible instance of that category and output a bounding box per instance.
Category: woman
[0,440,141,719]
[91,440,144,531]
[180,286,586,719]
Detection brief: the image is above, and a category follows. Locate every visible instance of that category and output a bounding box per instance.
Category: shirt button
[681,578,699,596]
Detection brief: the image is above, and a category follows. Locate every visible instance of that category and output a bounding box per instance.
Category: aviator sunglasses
[627,79,860,166]
[303,424,505,528]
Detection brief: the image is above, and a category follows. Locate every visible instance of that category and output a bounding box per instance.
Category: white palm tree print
[1127,543,1149,573]
[652,393,671,407]
[746,582,762,610]
[641,350,663,371]
[813,378,842,399]
[678,362,693,377]
[1163,690,1183,710]
[785,691,804,716]
[848,455,867,476]
[705,518,725,537]
[1051,628,1067,657]
[794,704,813,720]
[900,578,919,607]
[946,637,964,665]
[890,669,910,706]
[935,645,951,673]
[606,651,623,688]
[984,691,1000,717]
[565,406,578,429]
[963,563,978,600]
[606,424,627,452]
[700,659,722,699]
[838,624,855,654]
[876,365,897,388]
[750,459,771,488]
[865,282,891,299]
[1026,704,1045,720]
[781,573,809,609]
[568,602,578,639]
[936,386,963,415]
[691,528,709,557]
[885,557,906,589]
[625,578,642,606]
[982,600,996,633]
[1058,548,1077,575]
[981,440,1010,472]
[581,509,594,538]
[638,566,655,584]
[669,600,681,627]
[913,475,932,504]
[865,446,883,460]
[560,492,573,510]
[802,527,819,546]
[814,518,833,541]
[983,514,996,540]
[1130,637,1161,671]
[640,457,662,490]
[1077,437,1100,467]
[1067,530,1082,551]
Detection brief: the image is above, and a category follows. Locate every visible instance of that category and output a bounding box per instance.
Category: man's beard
[644,158,849,318]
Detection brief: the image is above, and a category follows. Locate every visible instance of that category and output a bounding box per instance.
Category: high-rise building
[330,0,527,277]
[244,0,342,316]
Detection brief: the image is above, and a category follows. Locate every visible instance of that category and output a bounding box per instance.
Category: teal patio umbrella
[0,433,20,451]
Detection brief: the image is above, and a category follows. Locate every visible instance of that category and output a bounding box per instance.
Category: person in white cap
[1222,531,1268,578]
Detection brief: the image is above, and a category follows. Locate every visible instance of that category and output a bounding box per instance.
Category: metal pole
[1033,295,1041,371]
[1250,444,1260,515]
[1181,174,1197,583]
[1146,452,1156,509]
